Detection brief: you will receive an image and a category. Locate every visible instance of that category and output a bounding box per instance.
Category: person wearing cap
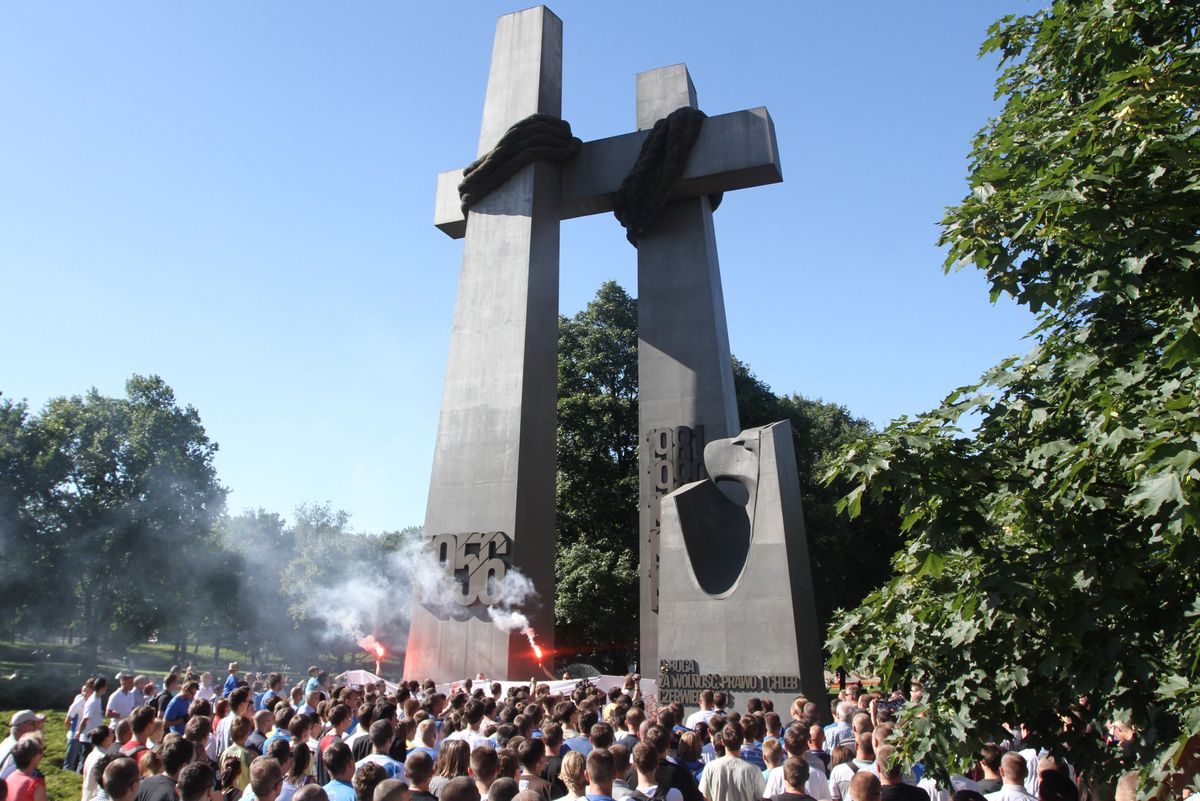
[0,711,44,774]
[106,673,144,722]
[223,662,241,698]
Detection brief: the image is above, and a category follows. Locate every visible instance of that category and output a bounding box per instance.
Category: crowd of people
[0,661,1142,801]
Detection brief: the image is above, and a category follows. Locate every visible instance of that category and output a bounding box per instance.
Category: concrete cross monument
[407,5,825,709]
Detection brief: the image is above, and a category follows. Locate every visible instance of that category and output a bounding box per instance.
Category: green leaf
[1127,472,1185,517]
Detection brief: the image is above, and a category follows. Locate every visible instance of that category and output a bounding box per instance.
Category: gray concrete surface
[435,105,781,238]
[657,422,828,715]
[404,5,561,682]
[635,64,743,675]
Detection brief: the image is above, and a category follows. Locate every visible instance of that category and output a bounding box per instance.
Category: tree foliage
[826,0,1200,791]
[554,282,640,669]
[3,376,229,669]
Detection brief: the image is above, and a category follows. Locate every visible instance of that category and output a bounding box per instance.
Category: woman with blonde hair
[552,751,586,801]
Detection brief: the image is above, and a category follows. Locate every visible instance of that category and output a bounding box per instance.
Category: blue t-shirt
[323,779,357,801]
[163,694,191,734]
[258,690,279,711]
[305,677,323,695]
[223,674,239,697]
[264,730,289,749]
[563,735,592,756]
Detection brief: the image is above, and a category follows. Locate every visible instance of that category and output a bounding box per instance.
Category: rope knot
[612,106,723,247]
[458,113,582,213]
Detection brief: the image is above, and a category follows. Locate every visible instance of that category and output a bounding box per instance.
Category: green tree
[825,1,1200,792]
[0,397,71,639]
[26,376,227,670]
[554,282,640,668]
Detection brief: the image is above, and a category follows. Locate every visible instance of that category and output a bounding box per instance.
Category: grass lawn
[2,708,82,801]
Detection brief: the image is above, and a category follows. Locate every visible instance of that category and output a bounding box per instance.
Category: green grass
[2,708,82,801]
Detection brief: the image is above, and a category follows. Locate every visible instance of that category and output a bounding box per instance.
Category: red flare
[358,634,387,661]
[524,628,545,663]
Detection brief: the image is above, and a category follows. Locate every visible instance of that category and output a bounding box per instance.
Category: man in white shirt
[76,676,108,767]
[684,691,717,731]
[444,701,492,751]
[984,752,1036,801]
[106,673,144,722]
[764,727,832,800]
[65,681,94,771]
[697,721,764,801]
[830,733,875,800]
[0,711,43,774]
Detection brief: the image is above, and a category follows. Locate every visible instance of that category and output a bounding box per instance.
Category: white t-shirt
[763,764,832,800]
[106,688,145,720]
[685,709,716,730]
[77,695,105,741]
[81,745,112,801]
[445,728,492,751]
[67,694,88,739]
[636,784,683,801]
[698,755,765,801]
[985,785,1037,801]
[214,712,237,754]
[828,762,859,800]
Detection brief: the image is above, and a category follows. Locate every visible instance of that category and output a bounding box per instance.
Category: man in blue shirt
[164,681,198,735]
[222,662,241,698]
[564,710,598,756]
[258,673,285,711]
[305,671,330,699]
[322,741,358,801]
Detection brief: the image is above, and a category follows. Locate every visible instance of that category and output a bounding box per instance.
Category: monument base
[656,421,827,716]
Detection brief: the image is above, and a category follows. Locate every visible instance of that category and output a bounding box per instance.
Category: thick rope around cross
[458,114,582,213]
[612,106,723,247]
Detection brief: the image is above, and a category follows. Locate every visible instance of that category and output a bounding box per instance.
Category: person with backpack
[119,708,157,773]
[628,743,681,801]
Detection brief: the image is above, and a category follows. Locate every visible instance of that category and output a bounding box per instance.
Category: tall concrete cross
[410,4,781,681]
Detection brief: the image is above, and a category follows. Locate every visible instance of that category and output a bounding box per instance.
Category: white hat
[10,710,44,727]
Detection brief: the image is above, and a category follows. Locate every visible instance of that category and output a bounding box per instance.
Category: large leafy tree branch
[826,0,1199,792]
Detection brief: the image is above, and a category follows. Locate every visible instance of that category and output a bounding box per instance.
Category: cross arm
[434,106,781,239]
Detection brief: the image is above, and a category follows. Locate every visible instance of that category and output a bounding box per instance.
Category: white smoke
[301,530,540,649]
[486,606,544,658]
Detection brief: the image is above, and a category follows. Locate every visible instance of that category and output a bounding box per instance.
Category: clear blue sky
[1,1,1039,533]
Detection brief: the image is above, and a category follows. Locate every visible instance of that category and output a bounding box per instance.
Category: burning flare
[358,634,386,661]
[526,629,544,662]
